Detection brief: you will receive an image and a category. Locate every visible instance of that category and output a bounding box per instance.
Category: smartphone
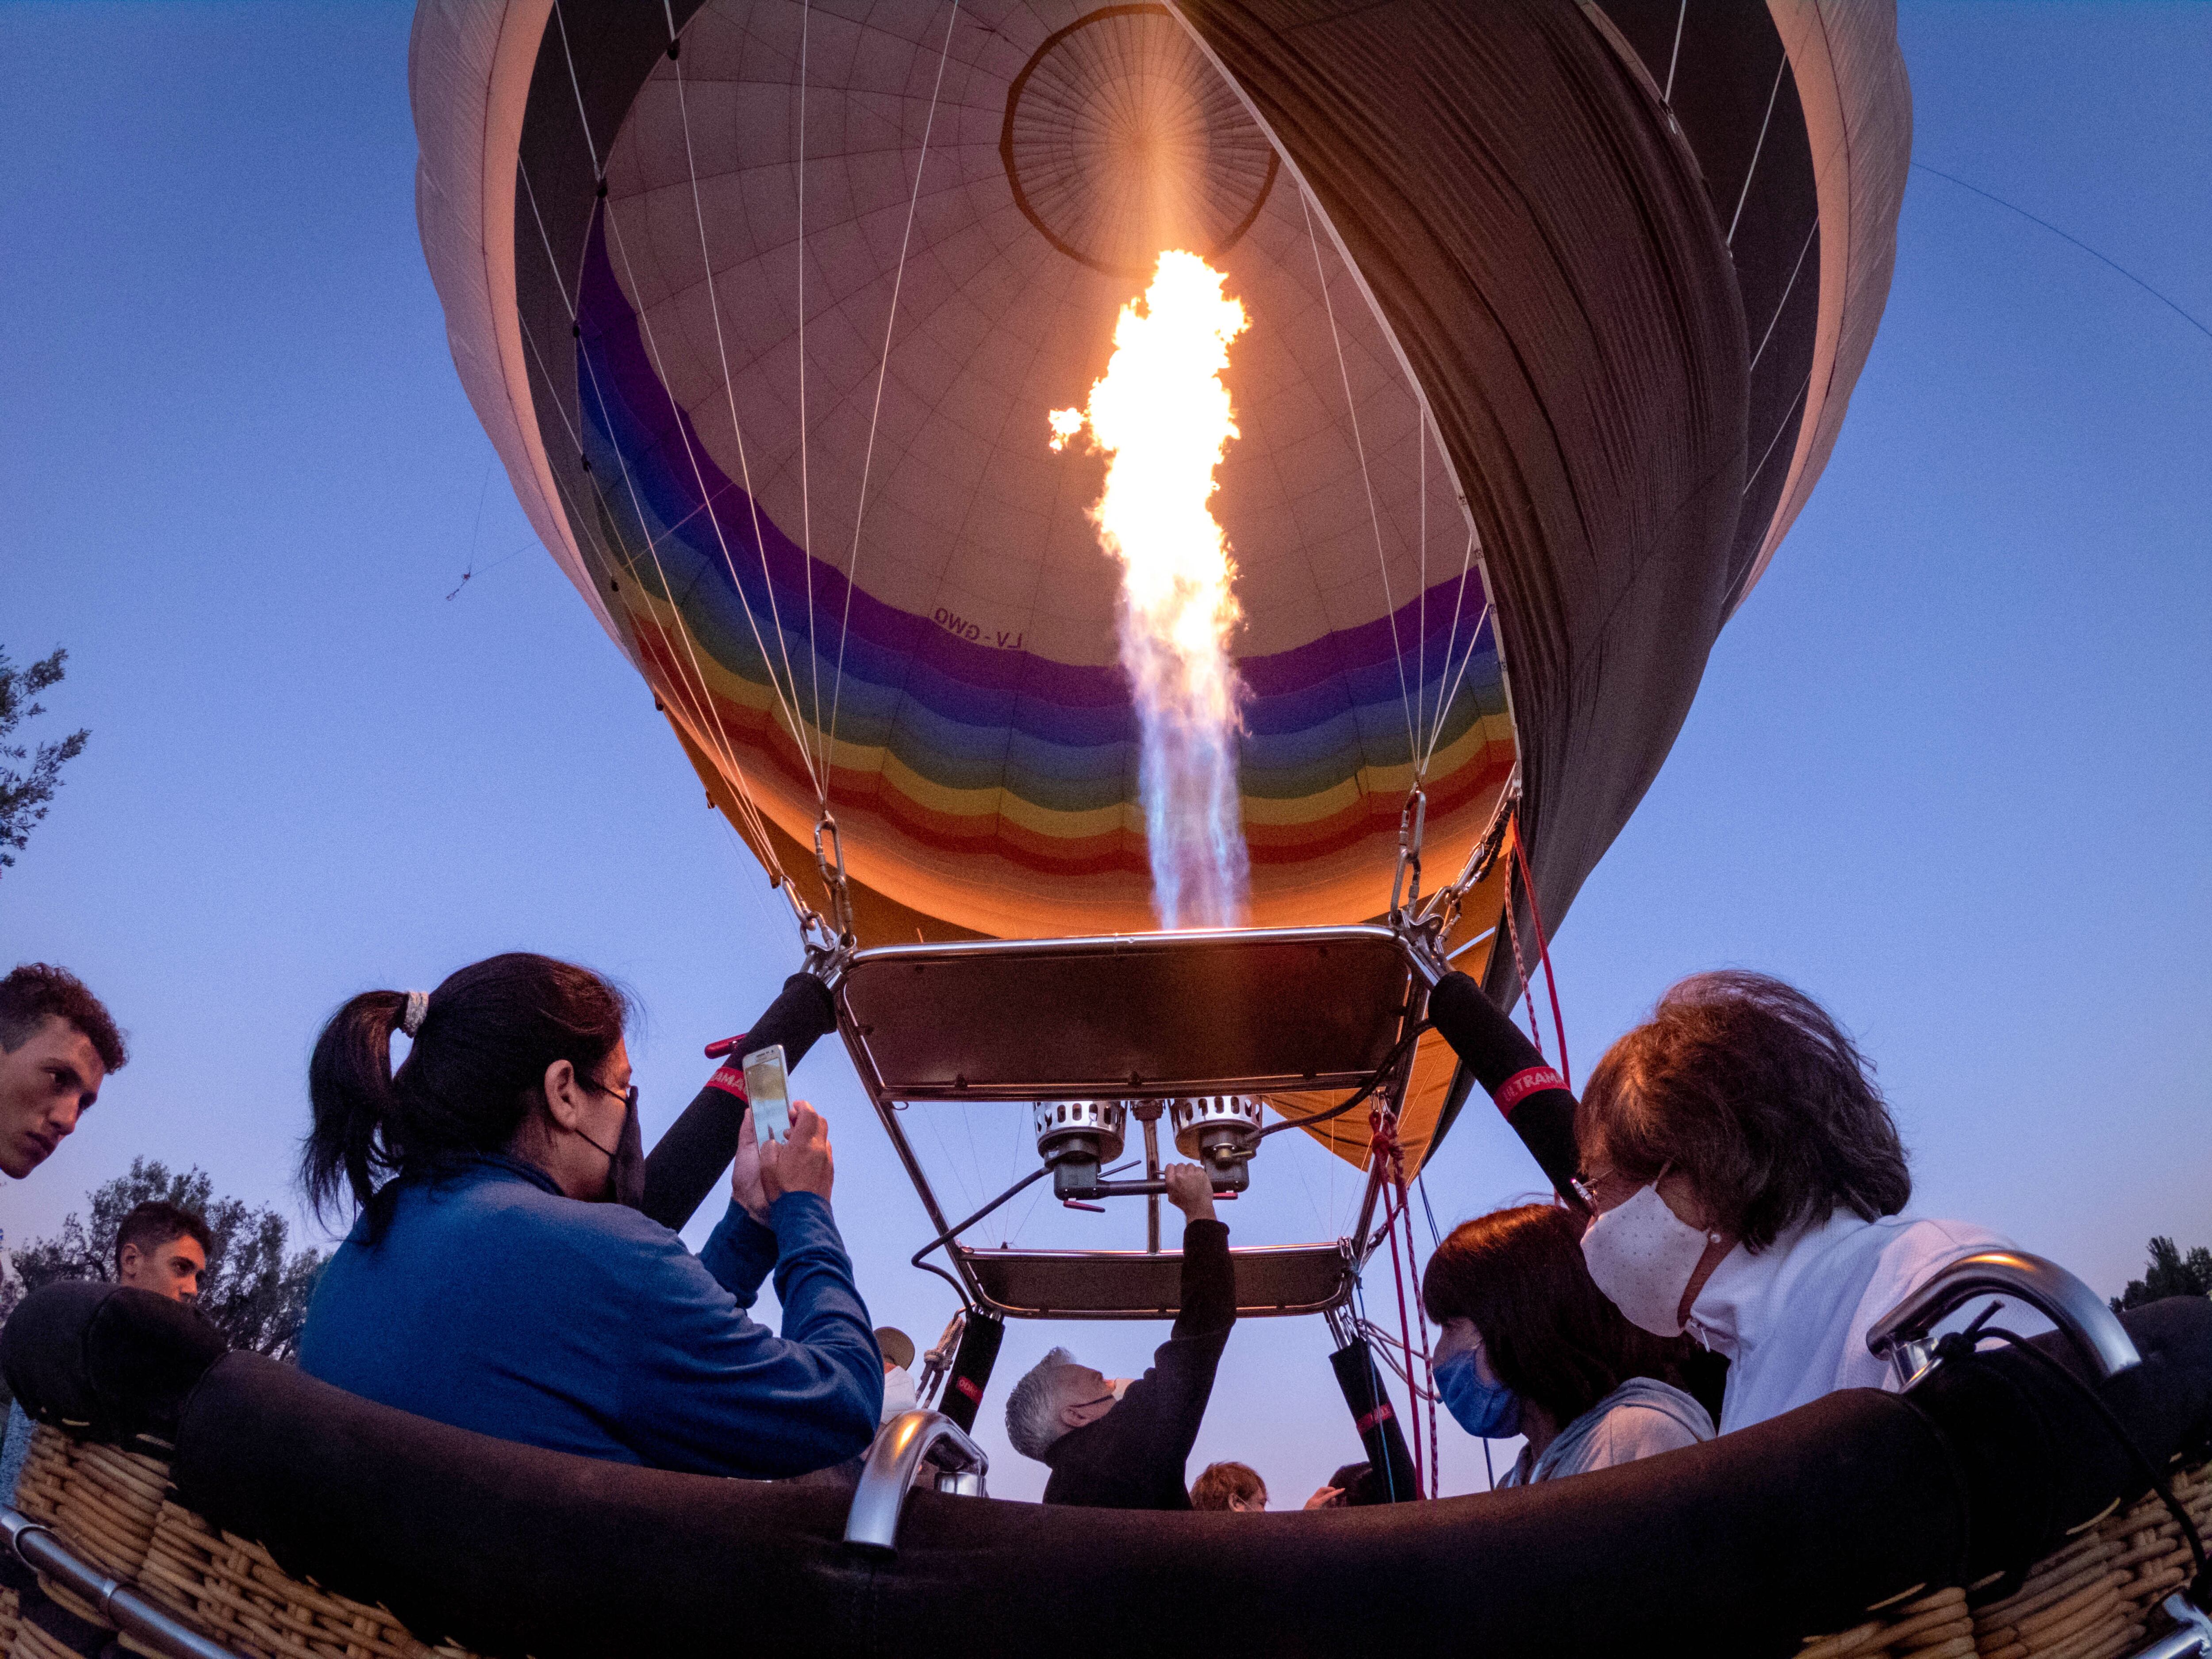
[741,1044,791,1143]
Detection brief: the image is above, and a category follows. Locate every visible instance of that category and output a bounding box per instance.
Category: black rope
[1252,1022,1432,1144]
[1912,163,2212,347]
[1937,1324,2209,1601]
[908,1165,1054,1308]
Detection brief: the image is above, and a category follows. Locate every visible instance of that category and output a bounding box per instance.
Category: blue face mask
[1436,1347,1521,1439]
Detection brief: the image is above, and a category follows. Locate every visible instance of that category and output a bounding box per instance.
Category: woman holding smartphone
[295,952,883,1479]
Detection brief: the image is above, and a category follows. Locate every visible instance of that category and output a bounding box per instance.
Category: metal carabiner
[813,812,857,944]
[1388,787,1428,920]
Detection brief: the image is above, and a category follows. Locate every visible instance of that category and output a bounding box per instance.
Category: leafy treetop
[2112,1235,2212,1315]
[0,1158,325,1365]
[0,645,90,873]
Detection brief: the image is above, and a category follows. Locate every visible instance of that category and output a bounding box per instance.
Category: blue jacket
[298,1154,882,1478]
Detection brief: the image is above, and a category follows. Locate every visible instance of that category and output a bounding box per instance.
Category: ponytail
[302,954,631,1236]
[303,990,410,1227]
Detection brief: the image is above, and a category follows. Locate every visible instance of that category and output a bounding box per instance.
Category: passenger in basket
[1003,1165,1233,1508]
[876,1325,920,1424]
[1423,1203,1711,1485]
[296,953,881,1479]
[0,963,129,1509]
[1571,971,2009,1434]
[114,1201,212,1302]
[0,963,126,1181]
[1189,1460,1267,1511]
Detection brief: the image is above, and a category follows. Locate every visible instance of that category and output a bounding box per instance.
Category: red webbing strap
[1370,1109,1426,1498]
[1509,817,1572,1090]
[703,1064,748,1101]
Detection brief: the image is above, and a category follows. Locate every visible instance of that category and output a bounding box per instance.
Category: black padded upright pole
[1329,1337,1421,1503]
[640,972,838,1231]
[936,1311,1005,1433]
[1426,970,1583,1210]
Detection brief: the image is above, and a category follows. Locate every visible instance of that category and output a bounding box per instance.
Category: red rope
[1406,1197,1438,1498]
[1509,818,1571,1090]
[1371,1109,1426,1498]
[1498,864,1544,1058]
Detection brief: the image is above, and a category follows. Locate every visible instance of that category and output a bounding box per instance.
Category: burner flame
[1051,250,1251,928]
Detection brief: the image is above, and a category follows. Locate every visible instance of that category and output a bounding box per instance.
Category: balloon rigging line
[1417,1173,1443,1250]
[1297,183,1419,773]
[1726,50,1788,249]
[1444,922,1497,962]
[1418,592,1491,780]
[1743,368,1812,500]
[1748,215,1820,376]
[599,198,828,809]
[1416,407,1427,764]
[1661,0,1686,105]
[1413,526,1482,780]
[517,318,781,879]
[659,23,829,810]
[1912,162,2212,346]
[445,537,542,601]
[549,1,601,175]
[552,53,807,873]
[826,0,963,799]
[513,150,787,879]
[794,0,823,787]
[522,34,790,843]
[563,199,799,832]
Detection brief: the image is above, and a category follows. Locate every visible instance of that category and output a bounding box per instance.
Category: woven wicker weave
[10,1614,84,1659]
[14,1423,480,1659]
[1799,1455,2211,1659]
[133,1498,476,1659]
[0,1586,19,1657]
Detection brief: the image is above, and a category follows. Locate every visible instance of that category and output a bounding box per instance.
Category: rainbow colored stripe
[569,216,1512,888]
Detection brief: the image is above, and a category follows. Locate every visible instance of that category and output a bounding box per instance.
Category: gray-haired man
[1003,1165,1234,1508]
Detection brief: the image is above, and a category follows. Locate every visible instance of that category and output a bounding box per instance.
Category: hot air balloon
[9,11,2212,1659]
[410,0,1907,1394]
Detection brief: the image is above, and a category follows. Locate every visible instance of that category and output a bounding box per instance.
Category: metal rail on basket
[1,1503,242,1659]
[843,1410,989,1555]
[1866,1250,2143,1389]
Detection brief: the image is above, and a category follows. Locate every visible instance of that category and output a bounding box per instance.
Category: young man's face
[119,1233,206,1302]
[0,1016,107,1179]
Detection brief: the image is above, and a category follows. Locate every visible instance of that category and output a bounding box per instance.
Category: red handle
[703,1033,748,1060]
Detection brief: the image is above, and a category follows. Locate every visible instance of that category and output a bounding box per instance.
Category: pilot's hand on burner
[1164,1163,1217,1223]
[760,1101,835,1207]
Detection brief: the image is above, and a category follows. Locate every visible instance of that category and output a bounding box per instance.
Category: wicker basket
[12,1424,480,1659]
[1798,1455,2212,1659]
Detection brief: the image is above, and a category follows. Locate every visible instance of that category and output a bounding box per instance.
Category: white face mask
[1580,1179,1721,1336]
[880,1364,919,1420]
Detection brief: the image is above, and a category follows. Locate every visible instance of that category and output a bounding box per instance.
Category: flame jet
[1052,252,1252,928]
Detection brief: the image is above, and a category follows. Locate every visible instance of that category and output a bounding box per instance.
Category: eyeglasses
[588,1079,639,1114]
[1571,1166,1627,1210]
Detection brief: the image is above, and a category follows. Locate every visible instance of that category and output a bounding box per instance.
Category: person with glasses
[1001,1165,1235,1508]
[1423,1203,1710,1486]
[1567,970,2008,1435]
[295,952,882,1479]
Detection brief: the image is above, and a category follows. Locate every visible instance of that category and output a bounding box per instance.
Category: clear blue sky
[2,3,2206,1504]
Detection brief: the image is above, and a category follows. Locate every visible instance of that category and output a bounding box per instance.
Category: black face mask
[576,1094,646,1210]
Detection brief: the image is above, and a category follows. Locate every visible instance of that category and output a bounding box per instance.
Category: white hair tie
[400,991,429,1037]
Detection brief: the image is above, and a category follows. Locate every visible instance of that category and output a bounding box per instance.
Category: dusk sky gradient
[2,3,2207,1503]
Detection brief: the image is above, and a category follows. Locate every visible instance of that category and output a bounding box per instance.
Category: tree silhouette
[0,645,90,873]
[0,1159,325,1364]
[2112,1236,2212,1315]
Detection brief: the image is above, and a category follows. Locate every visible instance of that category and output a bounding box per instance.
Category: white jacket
[1687,1210,2012,1434]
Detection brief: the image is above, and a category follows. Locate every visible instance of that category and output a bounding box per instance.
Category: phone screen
[741,1044,791,1143]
